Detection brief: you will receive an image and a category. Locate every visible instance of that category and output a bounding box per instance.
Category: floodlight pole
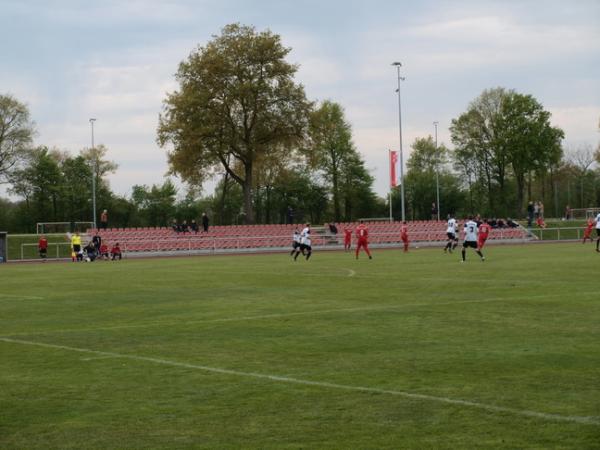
[392,62,405,222]
[434,121,440,221]
[89,118,97,229]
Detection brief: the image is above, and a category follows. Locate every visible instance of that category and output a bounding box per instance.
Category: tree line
[1,24,599,233]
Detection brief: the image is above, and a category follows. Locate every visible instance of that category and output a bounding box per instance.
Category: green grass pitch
[1,244,599,449]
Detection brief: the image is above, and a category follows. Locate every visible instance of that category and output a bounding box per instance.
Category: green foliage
[131,179,178,227]
[307,101,378,221]
[157,23,311,223]
[451,88,564,217]
[403,137,465,219]
[0,94,35,182]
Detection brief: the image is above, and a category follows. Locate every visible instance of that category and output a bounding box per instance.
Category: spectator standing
[539,202,545,219]
[527,201,534,227]
[565,205,571,220]
[431,202,438,221]
[202,212,209,232]
[92,233,102,251]
[534,201,540,219]
[38,235,48,261]
[100,209,108,230]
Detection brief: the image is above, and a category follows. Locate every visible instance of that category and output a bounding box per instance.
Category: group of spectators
[487,218,520,229]
[66,232,121,262]
[171,213,210,234]
[37,233,122,262]
[527,201,547,228]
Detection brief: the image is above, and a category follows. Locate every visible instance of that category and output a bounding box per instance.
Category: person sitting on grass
[111,243,122,260]
[536,216,547,228]
[84,241,97,261]
[99,242,110,260]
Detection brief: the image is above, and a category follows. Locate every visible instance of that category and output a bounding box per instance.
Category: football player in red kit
[355,220,372,260]
[477,219,491,249]
[400,221,409,252]
[582,218,595,244]
[343,227,352,251]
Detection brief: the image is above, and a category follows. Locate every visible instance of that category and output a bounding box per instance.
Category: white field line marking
[81,355,120,361]
[193,268,356,279]
[1,336,598,426]
[1,293,584,338]
[0,293,44,300]
[343,268,356,277]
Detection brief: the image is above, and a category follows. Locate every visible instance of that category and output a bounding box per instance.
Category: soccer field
[1,244,599,449]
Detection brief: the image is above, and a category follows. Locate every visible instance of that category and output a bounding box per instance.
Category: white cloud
[548,105,600,145]
[356,13,600,81]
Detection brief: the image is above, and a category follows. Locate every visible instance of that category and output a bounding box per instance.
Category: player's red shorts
[401,234,408,243]
[357,238,368,248]
[478,237,487,249]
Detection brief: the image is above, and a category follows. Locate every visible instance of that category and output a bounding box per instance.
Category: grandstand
[87,221,531,257]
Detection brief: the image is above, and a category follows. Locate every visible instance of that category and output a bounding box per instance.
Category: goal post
[568,208,600,220]
[36,222,95,234]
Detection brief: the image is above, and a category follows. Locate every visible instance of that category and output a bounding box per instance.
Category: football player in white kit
[293,223,312,261]
[595,212,600,252]
[290,229,301,256]
[462,216,485,262]
[444,214,459,253]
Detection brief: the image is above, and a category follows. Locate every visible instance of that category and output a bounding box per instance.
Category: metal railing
[16,227,541,259]
[21,242,73,260]
[527,226,591,241]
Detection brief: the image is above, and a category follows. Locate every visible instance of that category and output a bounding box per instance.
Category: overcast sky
[1,0,599,199]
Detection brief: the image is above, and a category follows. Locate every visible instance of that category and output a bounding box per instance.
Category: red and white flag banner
[390,150,398,188]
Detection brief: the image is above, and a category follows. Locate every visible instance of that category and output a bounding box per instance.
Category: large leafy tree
[0,94,35,183]
[404,137,464,219]
[499,92,563,213]
[308,101,354,221]
[339,152,379,221]
[157,23,311,224]
[307,100,377,221]
[450,88,509,215]
[132,179,178,227]
[8,147,62,225]
[451,88,563,216]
